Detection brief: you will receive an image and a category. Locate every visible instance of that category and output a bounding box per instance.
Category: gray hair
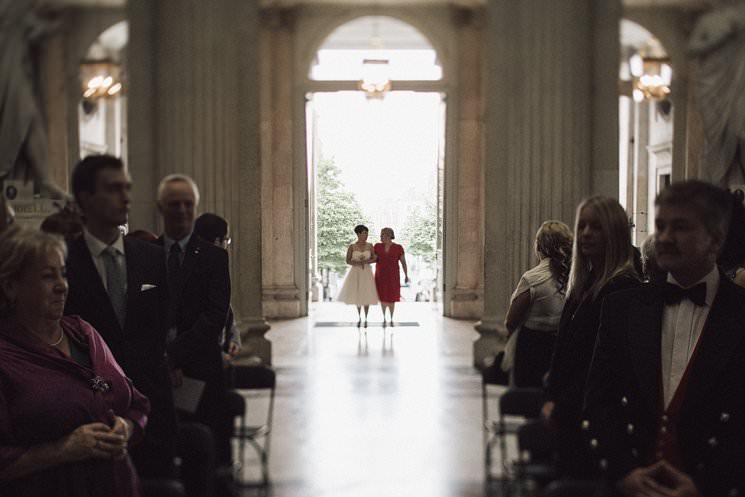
[157,174,201,205]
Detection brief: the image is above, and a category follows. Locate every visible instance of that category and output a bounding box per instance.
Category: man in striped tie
[64,154,177,483]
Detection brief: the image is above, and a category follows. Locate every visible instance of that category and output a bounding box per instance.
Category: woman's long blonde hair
[567,196,636,302]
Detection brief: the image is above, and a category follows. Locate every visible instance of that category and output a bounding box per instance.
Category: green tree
[317,157,367,275]
[401,200,438,265]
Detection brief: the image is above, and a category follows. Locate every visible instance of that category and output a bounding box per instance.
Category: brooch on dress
[89,375,111,393]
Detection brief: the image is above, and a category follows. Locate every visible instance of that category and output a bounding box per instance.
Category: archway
[619,19,674,245]
[305,15,448,320]
[78,20,128,162]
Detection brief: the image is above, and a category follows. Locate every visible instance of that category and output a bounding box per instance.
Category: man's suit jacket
[584,276,745,497]
[64,235,177,475]
[156,234,230,386]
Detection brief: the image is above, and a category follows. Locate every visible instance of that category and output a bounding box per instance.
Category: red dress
[374,242,404,302]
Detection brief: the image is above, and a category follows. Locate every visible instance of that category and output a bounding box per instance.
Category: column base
[263,286,303,318]
[446,288,483,319]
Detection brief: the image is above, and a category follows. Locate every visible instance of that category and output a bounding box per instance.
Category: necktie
[167,243,183,327]
[102,246,126,328]
[662,282,706,307]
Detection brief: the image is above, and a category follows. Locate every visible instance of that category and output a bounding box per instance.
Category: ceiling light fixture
[80,59,123,99]
[359,58,391,98]
[629,54,672,102]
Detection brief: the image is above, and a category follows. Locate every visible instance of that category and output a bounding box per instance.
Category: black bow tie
[662,282,707,307]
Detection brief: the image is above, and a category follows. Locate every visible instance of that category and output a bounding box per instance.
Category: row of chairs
[226,364,277,490]
[482,365,600,497]
[141,364,277,497]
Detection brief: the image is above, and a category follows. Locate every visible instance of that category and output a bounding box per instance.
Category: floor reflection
[236,303,485,497]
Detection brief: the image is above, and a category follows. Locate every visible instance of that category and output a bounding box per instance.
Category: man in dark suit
[64,155,177,479]
[584,180,745,497]
[155,174,232,472]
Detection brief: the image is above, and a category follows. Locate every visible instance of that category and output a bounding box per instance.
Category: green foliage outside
[401,200,438,266]
[317,157,368,275]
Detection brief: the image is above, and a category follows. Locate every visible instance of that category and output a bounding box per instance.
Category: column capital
[449,5,486,29]
[260,6,296,31]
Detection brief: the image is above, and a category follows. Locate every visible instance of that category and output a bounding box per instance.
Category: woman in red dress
[374,227,409,325]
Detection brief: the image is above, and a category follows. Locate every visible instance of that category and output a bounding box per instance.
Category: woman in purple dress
[0,227,150,497]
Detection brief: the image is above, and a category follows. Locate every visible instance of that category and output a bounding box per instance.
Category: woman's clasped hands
[60,416,131,462]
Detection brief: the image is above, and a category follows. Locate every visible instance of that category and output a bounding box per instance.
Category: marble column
[128,0,271,363]
[476,0,619,368]
[260,9,304,318]
[671,74,690,182]
[448,10,485,319]
[633,101,651,243]
[41,32,70,193]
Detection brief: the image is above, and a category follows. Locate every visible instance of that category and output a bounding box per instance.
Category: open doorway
[304,16,446,318]
[619,19,674,246]
[78,20,128,161]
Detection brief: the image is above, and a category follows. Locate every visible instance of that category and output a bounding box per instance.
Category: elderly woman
[374,227,409,325]
[0,227,149,497]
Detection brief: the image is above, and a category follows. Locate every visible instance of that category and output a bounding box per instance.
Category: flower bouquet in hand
[355,252,367,269]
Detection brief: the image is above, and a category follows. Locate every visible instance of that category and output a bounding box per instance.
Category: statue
[0,0,68,199]
[0,194,13,233]
[689,0,745,185]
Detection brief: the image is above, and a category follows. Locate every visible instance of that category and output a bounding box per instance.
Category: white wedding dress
[336,248,379,305]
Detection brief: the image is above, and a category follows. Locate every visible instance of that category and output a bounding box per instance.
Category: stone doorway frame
[292,7,460,317]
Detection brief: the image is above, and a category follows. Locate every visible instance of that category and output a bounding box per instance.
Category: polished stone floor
[233,302,501,497]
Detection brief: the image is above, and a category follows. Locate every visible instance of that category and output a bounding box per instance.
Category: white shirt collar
[666,265,719,307]
[83,227,125,257]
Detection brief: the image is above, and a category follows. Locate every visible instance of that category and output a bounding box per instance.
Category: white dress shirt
[83,228,127,293]
[660,266,719,407]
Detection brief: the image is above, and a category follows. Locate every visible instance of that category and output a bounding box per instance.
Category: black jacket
[64,234,176,476]
[155,234,230,386]
[584,277,745,497]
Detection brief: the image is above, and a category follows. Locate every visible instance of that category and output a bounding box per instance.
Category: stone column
[41,32,70,193]
[671,74,690,182]
[260,9,304,318]
[128,0,271,363]
[633,101,651,242]
[591,0,622,197]
[448,10,485,319]
[127,0,157,230]
[476,0,619,368]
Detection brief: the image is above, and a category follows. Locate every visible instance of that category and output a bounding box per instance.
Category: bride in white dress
[336,224,379,326]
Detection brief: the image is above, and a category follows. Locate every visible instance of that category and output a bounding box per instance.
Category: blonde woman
[543,196,640,477]
[374,227,409,325]
[0,227,148,496]
[502,220,573,388]
[336,225,379,326]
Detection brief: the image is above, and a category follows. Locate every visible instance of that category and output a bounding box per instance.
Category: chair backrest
[481,352,509,386]
[499,388,545,418]
[225,389,246,417]
[229,365,276,390]
[517,419,555,461]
